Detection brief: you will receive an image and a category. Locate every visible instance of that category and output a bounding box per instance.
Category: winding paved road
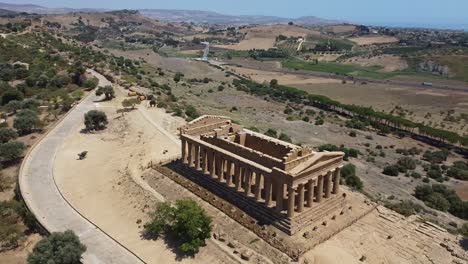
[19,70,144,264]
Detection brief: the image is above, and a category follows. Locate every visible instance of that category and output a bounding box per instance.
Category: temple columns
[202,148,208,174]
[254,172,262,201]
[181,139,187,164]
[235,163,242,191]
[218,156,225,182]
[275,182,284,212]
[297,184,305,213]
[333,167,341,194]
[244,168,252,196]
[225,160,233,186]
[324,171,332,198]
[264,176,272,207]
[306,179,315,207]
[316,174,324,203]
[187,142,193,167]
[287,186,295,218]
[194,144,200,170]
[209,151,216,178]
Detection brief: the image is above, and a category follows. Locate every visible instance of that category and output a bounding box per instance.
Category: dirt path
[18,70,144,264]
[53,72,234,264]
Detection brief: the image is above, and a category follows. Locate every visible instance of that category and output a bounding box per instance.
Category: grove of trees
[143,199,212,255]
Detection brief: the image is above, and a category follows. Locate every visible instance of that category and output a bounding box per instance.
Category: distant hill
[140,9,342,25]
[0,2,108,14]
[0,2,342,25]
[0,8,17,16]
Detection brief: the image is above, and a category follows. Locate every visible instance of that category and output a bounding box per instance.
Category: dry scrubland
[343,54,408,72]
[213,24,319,50]
[349,36,400,45]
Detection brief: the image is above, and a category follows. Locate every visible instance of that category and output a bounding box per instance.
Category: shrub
[13,109,39,135]
[385,200,423,217]
[349,131,357,137]
[0,141,25,162]
[264,128,277,138]
[315,118,324,125]
[0,128,18,143]
[185,105,200,120]
[397,157,417,170]
[423,150,449,164]
[95,86,115,100]
[278,133,291,143]
[446,161,468,180]
[383,165,400,176]
[121,98,140,109]
[143,199,212,255]
[84,110,108,131]
[27,230,86,264]
[1,89,23,105]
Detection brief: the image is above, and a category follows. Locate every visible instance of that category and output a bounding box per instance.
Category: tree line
[232,78,468,151]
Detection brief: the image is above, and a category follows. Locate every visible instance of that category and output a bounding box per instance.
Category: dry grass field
[214,24,319,50]
[343,54,408,72]
[349,36,400,45]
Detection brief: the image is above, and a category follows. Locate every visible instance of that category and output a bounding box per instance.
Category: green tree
[13,109,39,135]
[95,86,115,100]
[264,128,277,138]
[121,98,140,109]
[1,89,23,106]
[84,110,108,131]
[27,230,86,264]
[0,127,18,143]
[270,79,278,87]
[383,165,400,176]
[0,141,25,162]
[5,100,22,114]
[174,72,183,84]
[278,133,291,143]
[459,222,468,238]
[144,199,212,255]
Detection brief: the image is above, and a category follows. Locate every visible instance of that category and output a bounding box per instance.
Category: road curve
[19,70,145,264]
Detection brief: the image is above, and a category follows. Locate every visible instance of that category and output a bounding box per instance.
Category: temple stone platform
[177,115,347,235]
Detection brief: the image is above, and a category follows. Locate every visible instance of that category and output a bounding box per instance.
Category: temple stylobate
[179,115,345,234]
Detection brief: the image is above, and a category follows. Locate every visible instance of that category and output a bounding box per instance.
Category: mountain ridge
[0,2,342,25]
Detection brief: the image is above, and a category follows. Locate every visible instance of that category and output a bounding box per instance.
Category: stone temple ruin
[178,115,345,235]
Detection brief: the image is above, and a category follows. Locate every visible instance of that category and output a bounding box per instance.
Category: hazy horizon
[1,0,468,30]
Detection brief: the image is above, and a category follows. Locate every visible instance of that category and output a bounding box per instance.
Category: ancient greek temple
[179,115,345,234]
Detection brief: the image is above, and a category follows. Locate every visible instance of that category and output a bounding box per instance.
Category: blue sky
[5,0,468,29]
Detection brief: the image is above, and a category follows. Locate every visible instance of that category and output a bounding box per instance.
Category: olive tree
[13,109,39,135]
[144,199,212,255]
[95,86,115,101]
[84,110,108,131]
[27,230,86,264]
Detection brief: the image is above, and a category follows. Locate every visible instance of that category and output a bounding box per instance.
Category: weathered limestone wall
[201,136,284,170]
[235,133,293,159]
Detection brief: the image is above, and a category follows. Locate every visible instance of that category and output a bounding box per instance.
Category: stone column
[209,151,216,178]
[254,172,262,201]
[264,176,272,207]
[287,186,295,218]
[275,182,284,213]
[333,167,341,194]
[225,160,232,186]
[181,139,187,164]
[244,168,252,196]
[218,156,225,182]
[297,183,305,213]
[194,144,200,170]
[187,142,193,167]
[235,164,242,191]
[324,171,332,198]
[306,179,315,207]
[202,148,208,174]
[316,175,324,203]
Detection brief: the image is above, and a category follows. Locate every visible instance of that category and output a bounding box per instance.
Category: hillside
[140,9,342,25]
